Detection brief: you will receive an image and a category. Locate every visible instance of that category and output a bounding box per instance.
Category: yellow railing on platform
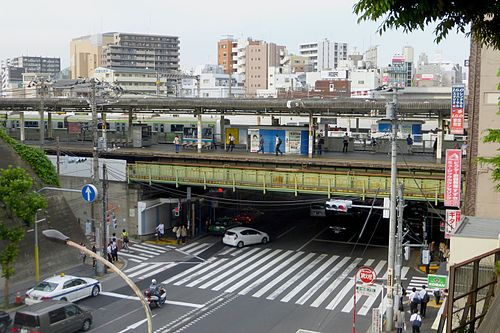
[128,163,447,202]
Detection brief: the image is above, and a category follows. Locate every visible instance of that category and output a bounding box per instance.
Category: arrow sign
[81,184,98,203]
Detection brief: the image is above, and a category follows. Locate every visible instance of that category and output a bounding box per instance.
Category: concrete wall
[449,235,500,266]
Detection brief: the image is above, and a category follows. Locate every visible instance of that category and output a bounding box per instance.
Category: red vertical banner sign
[450,84,465,134]
[444,149,462,207]
[445,210,461,239]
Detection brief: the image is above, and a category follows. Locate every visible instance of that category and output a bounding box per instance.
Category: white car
[25,274,101,305]
[223,227,269,248]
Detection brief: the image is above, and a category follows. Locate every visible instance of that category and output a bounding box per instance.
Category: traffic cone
[15,291,23,305]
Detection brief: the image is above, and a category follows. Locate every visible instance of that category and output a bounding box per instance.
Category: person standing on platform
[173,135,180,153]
[257,135,265,153]
[227,134,235,152]
[406,134,414,154]
[342,133,349,153]
[210,133,217,150]
[316,134,323,155]
[275,135,283,156]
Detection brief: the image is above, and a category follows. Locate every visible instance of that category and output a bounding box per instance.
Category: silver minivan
[12,300,92,333]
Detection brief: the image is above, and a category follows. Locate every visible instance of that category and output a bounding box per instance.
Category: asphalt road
[73,210,407,333]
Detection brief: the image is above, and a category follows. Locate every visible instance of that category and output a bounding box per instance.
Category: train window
[25,121,39,128]
[12,121,19,128]
[171,124,185,133]
[57,122,64,129]
[153,124,159,132]
[159,124,165,132]
[202,128,213,138]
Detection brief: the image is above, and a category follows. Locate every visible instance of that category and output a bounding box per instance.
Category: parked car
[209,217,241,235]
[223,227,270,248]
[25,274,101,305]
[12,300,92,333]
[0,311,11,333]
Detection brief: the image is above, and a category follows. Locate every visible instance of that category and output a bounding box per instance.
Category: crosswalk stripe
[119,252,151,260]
[131,244,166,253]
[136,263,177,280]
[281,255,340,303]
[295,256,349,305]
[185,243,210,254]
[129,258,142,263]
[139,243,169,251]
[340,259,376,313]
[219,247,236,255]
[191,244,213,256]
[401,267,410,280]
[162,260,212,285]
[128,263,163,278]
[253,252,315,298]
[358,284,383,316]
[124,263,148,273]
[267,254,327,301]
[179,242,200,251]
[324,258,364,310]
[226,250,294,293]
[129,246,163,256]
[184,248,261,287]
[173,258,229,286]
[211,249,281,291]
[199,248,273,290]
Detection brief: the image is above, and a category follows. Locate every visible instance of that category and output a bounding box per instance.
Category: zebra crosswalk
[407,276,432,294]
[160,246,412,315]
[119,241,214,264]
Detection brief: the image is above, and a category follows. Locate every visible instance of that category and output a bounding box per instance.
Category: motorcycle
[144,287,167,308]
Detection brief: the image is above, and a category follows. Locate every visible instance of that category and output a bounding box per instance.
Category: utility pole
[56,136,60,175]
[395,183,405,312]
[156,72,160,97]
[386,93,398,331]
[91,79,99,184]
[39,83,45,149]
[101,163,108,272]
[228,71,232,98]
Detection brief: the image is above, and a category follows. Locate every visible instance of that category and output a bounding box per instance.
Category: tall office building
[7,56,60,77]
[70,32,180,79]
[299,39,348,71]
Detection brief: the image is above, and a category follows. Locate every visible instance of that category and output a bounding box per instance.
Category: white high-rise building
[299,39,348,71]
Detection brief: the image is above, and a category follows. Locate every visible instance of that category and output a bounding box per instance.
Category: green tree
[0,166,47,306]
[353,0,500,49]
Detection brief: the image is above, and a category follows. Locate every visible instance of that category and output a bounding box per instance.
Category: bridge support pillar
[47,112,53,139]
[308,113,314,159]
[436,114,444,162]
[197,111,202,153]
[20,112,25,143]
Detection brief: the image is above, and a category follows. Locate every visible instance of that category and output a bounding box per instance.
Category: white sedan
[223,227,269,248]
[25,274,101,305]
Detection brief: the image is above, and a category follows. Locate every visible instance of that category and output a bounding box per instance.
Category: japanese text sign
[450,84,465,134]
[444,149,462,207]
[445,209,461,239]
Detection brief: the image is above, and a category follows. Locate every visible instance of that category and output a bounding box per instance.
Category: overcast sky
[0,0,470,71]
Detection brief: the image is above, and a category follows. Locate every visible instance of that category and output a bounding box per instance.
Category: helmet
[151,279,157,285]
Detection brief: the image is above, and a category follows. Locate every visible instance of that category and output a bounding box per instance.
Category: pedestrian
[316,134,323,155]
[173,135,181,153]
[461,140,468,157]
[275,134,283,156]
[111,232,117,243]
[211,133,217,150]
[394,304,405,333]
[107,242,113,262]
[227,134,235,152]
[453,138,459,149]
[371,137,377,153]
[409,287,421,313]
[433,138,437,154]
[406,134,413,154]
[121,229,129,251]
[155,222,165,241]
[111,239,118,262]
[342,132,349,153]
[433,288,443,305]
[91,245,97,268]
[410,309,422,333]
[419,285,429,317]
[205,219,210,232]
[181,225,188,243]
[257,135,265,153]
[79,242,87,264]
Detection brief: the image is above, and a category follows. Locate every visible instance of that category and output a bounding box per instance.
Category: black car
[0,311,11,333]
[209,217,241,235]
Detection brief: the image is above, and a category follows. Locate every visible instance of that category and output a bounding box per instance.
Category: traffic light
[173,206,180,217]
[325,199,353,212]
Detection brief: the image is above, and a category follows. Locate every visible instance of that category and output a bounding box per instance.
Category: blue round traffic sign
[81,184,98,203]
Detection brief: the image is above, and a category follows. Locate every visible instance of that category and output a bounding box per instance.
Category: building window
[358,80,364,84]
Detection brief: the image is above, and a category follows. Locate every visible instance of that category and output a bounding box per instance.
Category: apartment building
[70,32,180,79]
[299,39,348,71]
[7,56,60,77]
[217,37,238,74]
[93,67,169,96]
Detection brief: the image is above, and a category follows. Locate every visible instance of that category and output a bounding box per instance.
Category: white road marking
[129,258,142,263]
[173,258,229,286]
[296,226,328,251]
[253,252,315,298]
[281,255,340,303]
[324,258,364,310]
[218,247,237,255]
[295,256,349,305]
[116,315,157,333]
[100,291,203,308]
[358,284,383,316]
[311,257,363,308]
[128,263,163,278]
[276,226,297,239]
[267,254,327,300]
[179,242,200,251]
[131,243,166,253]
[119,252,151,260]
[136,263,177,280]
[140,242,170,251]
[124,263,148,273]
[186,243,210,254]
[340,259,375,313]
[162,260,213,285]
[129,246,163,256]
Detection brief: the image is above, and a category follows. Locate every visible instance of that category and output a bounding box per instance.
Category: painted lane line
[178,242,200,251]
[252,252,315,298]
[313,238,389,248]
[116,315,158,333]
[324,258,364,310]
[276,226,297,239]
[227,250,294,293]
[210,249,281,291]
[296,226,329,251]
[311,257,363,308]
[124,263,149,273]
[100,291,140,300]
[173,258,229,286]
[340,259,377,313]
[281,255,340,303]
[198,248,272,290]
[238,251,303,295]
[295,256,349,305]
[266,254,327,301]
[119,252,151,260]
[185,248,262,287]
[129,246,163,256]
[128,263,163,278]
[136,263,177,280]
[100,291,203,308]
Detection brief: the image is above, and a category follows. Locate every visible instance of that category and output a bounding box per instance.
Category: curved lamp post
[42,229,153,333]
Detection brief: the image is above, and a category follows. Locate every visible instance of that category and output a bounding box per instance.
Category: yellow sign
[225,128,239,144]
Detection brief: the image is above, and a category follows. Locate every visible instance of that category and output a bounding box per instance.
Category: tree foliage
[353,0,500,50]
[0,166,47,306]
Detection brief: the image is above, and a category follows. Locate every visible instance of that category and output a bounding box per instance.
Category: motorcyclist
[149,279,163,307]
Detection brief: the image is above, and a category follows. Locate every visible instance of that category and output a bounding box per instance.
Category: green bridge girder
[128,162,448,203]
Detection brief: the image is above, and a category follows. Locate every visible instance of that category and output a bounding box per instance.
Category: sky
[0,0,470,71]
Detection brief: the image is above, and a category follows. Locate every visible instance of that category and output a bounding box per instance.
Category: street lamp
[42,229,153,333]
[34,209,43,282]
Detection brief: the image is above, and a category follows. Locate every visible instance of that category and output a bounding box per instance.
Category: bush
[0,130,59,186]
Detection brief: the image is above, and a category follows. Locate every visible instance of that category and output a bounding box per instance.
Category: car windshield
[14,313,39,327]
[33,281,58,292]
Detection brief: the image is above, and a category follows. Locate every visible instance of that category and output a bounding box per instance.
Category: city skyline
[0,0,470,72]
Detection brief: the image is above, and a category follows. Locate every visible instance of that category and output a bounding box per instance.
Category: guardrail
[128,162,446,202]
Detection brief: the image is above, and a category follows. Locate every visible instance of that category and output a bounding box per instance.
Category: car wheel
[91,285,100,297]
[261,237,268,244]
[82,319,92,331]
[60,297,67,301]
[237,241,244,248]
